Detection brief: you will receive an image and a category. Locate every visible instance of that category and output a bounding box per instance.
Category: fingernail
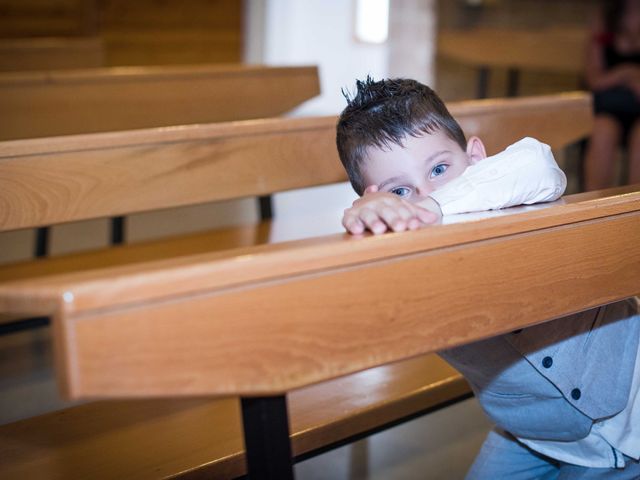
[393,221,406,232]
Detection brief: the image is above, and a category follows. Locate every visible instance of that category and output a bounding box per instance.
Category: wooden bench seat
[0,222,274,283]
[0,354,469,479]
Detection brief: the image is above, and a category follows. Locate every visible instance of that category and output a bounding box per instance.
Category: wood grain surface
[0,64,320,140]
[0,92,591,231]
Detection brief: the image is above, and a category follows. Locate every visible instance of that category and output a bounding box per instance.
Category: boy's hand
[342,185,440,235]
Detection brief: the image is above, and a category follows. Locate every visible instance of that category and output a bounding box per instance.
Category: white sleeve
[428,137,567,216]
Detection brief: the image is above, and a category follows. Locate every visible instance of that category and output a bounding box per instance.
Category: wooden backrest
[0,91,592,232]
[0,64,320,140]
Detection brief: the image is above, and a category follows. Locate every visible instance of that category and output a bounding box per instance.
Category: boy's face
[361,129,486,203]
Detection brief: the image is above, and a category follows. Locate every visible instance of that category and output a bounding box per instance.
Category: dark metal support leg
[577,137,588,192]
[111,216,125,245]
[257,195,273,221]
[34,227,49,258]
[476,66,490,99]
[0,316,49,336]
[241,396,295,480]
[506,68,520,97]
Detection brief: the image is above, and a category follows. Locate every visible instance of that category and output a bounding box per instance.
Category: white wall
[388,0,436,86]
[260,0,390,116]
[244,0,436,228]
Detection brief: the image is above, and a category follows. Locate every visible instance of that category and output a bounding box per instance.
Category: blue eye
[390,186,411,197]
[430,163,449,178]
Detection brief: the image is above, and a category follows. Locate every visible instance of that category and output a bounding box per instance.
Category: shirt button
[542,356,553,368]
[571,388,581,400]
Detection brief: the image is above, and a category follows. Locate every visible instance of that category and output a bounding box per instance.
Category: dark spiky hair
[336,76,466,195]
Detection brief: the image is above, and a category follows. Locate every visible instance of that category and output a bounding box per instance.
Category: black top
[604,43,640,68]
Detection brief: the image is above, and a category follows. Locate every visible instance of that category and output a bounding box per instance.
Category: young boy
[336,77,640,479]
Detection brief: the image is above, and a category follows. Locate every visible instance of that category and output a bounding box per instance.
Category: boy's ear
[466,136,487,165]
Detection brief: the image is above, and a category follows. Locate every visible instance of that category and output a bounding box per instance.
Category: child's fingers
[342,212,365,235]
[378,206,408,232]
[343,219,365,235]
[394,205,415,222]
[413,206,439,224]
[407,218,421,230]
[344,192,437,236]
[359,208,387,234]
[382,199,428,229]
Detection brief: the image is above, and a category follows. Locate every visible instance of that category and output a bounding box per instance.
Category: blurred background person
[584,0,640,190]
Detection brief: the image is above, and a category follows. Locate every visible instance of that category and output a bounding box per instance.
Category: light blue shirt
[520,330,640,468]
[440,298,640,468]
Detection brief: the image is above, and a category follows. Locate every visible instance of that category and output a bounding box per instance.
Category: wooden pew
[0,92,602,478]
[0,187,637,479]
[438,27,587,98]
[0,64,320,140]
[0,91,591,230]
[0,37,104,72]
[1,62,320,259]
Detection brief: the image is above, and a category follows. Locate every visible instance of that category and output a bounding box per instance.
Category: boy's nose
[415,184,435,198]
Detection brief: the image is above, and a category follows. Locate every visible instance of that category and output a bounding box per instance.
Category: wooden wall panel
[100,0,242,66]
[0,37,104,71]
[0,0,242,66]
[0,0,97,38]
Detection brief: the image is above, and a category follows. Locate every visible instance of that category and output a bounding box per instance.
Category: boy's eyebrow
[378,151,452,189]
[426,150,451,164]
[379,175,408,190]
